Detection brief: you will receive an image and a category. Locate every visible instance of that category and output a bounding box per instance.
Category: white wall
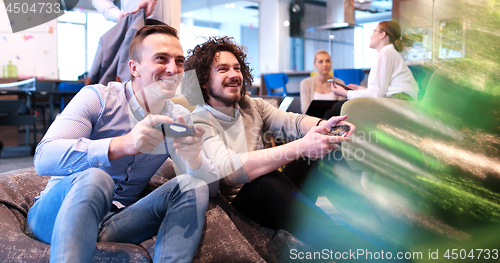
[0,0,294,80]
[258,0,291,74]
[0,6,58,79]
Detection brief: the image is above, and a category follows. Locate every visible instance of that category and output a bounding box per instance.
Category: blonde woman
[300,50,346,114]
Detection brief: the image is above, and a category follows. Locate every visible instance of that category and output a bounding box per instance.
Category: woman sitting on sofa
[331,21,418,102]
[300,50,346,114]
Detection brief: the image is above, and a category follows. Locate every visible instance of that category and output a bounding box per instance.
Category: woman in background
[331,21,418,102]
[300,50,346,114]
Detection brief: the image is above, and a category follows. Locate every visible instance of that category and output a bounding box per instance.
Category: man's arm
[166,114,220,197]
[252,99,356,180]
[35,87,111,175]
[92,0,127,22]
[130,0,157,17]
[108,114,172,160]
[35,85,169,175]
[192,106,352,183]
[239,124,348,180]
[299,115,356,137]
[240,115,355,180]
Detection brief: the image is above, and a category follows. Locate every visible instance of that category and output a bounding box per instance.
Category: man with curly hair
[184,36,382,253]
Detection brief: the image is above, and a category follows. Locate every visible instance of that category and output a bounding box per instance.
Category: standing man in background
[92,0,181,29]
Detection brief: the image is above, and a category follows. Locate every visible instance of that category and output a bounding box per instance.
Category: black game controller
[328,124,351,137]
[154,122,196,138]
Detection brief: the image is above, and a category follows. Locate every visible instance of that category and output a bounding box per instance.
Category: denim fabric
[98,174,209,263]
[231,171,385,253]
[26,169,209,263]
[27,168,114,263]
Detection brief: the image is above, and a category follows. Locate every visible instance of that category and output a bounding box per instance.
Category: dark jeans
[282,153,361,204]
[283,155,382,229]
[281,155,406,257]
[231,170,388,255]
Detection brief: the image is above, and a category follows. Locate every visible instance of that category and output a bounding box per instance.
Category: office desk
[1,78,84,124]
[0,79,83,157]
[0,80,37,157]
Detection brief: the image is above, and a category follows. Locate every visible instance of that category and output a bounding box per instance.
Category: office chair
[263,73,297,96]
[408,64,430,101]
[310,70,333,77]
[57,82,85,111]
[0,77,37,157]
[333,69,365,85]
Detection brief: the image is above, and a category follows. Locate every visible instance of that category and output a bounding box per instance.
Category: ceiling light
[351,0,372,10]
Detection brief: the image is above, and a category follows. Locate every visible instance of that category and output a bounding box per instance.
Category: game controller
[328,124,351,137]
[154,122,196,138]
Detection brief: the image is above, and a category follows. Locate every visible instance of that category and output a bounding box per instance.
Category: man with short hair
[26,25,218,263]
[185,36,379,252]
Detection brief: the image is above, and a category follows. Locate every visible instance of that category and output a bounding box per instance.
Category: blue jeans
[26,168,209,263]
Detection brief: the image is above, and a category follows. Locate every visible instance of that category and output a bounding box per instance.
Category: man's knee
[175,174,209,195]
[252,171,295,190]
[79,167,112,183]
[73,168,114,199]
[193,181,209,203]
[168,176,209,205]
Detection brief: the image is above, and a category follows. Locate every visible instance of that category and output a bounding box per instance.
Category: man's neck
[132,81,166,115]
[207,98,237,116]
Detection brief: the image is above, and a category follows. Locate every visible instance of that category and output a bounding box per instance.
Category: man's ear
[129,60,140,78]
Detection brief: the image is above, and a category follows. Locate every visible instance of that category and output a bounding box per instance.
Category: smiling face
[129,33,184,100]
[313,52,332,76]
[205,51,243,108]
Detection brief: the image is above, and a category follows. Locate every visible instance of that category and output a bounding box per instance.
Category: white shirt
[347,44,418,101]
[92,0,173,24]
[313,91,335,101]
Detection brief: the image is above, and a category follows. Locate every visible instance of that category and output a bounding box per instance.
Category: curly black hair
[184,36,253,104]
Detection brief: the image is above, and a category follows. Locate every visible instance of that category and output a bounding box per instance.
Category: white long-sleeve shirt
[92,0,173,24]
[347,44,418,101]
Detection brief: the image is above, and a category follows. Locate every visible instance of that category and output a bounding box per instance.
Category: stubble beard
[208,85,242,107]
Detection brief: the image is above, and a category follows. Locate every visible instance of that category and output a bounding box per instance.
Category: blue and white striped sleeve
[34,86,111,176]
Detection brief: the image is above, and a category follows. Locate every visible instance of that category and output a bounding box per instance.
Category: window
[354,21,380,69]
[180,1,260,77]
[57,11,115,80]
